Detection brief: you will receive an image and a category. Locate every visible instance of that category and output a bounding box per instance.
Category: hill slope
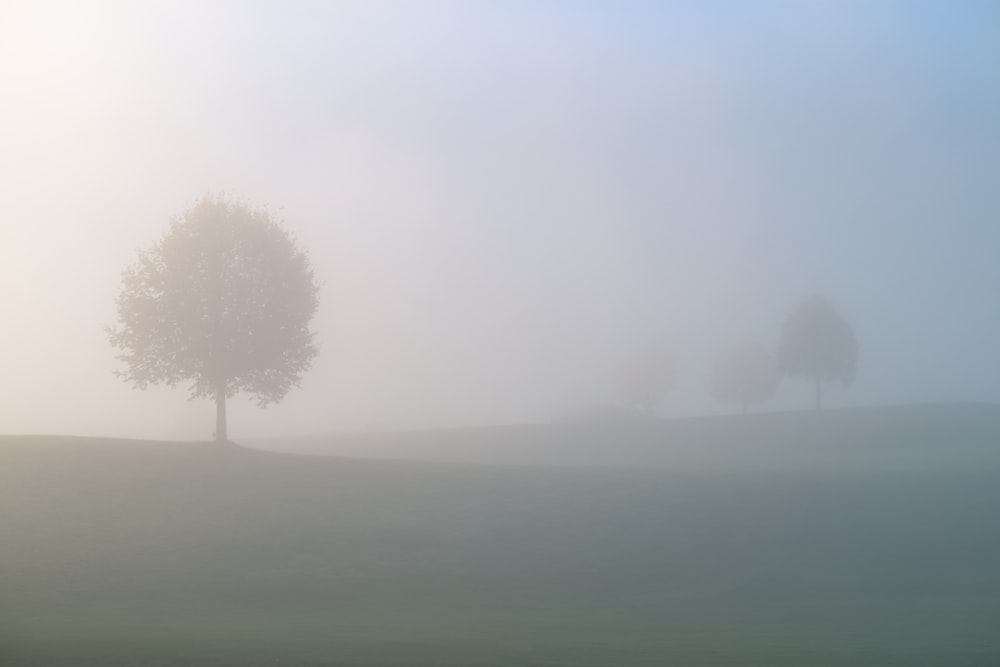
[2,405,1000,666]
[250,403,1000,471]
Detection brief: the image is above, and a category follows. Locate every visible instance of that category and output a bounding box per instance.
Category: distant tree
[618,352,674,415]
[108,194,319,442]
[711,341,780,414]
[778,295,858,410]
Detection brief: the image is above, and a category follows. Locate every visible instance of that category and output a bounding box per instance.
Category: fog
[1,1,999,440]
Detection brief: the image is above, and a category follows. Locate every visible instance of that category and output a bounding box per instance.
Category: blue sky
[1,1,998,438]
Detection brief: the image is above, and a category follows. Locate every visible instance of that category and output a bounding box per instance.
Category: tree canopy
[711,341,779,414]
[108,194,319,441]
[778,295,858,409]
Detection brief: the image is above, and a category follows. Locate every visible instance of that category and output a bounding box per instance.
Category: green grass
[252,402,1000,472]
[2,404,1000,665]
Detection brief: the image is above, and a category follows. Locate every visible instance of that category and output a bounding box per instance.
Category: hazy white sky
[1,1,999,439]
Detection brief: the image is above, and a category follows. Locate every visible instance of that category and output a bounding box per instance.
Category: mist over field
[1,1,999,440]
[2,5,1000,665]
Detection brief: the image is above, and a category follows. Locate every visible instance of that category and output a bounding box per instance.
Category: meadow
[2,404,999,666]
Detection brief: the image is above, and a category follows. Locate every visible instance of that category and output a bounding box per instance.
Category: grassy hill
[251,403,1000,471]
[2,404,999,665]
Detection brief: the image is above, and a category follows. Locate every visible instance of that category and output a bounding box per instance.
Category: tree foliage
[778,295,858,409]
[711,341,779,413]
[108,194,319,440]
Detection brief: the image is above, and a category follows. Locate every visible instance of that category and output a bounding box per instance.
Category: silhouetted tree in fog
[618,352,673,415]
[778,295,857,410]
[108,194,319,442]
[711,341,779,414]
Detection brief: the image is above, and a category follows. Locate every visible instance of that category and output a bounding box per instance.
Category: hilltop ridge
[245,402,1000,471]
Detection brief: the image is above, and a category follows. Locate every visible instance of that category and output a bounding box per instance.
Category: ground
[1,404,999,666]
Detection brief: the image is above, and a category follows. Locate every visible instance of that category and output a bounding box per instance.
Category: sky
[1,1,999,440]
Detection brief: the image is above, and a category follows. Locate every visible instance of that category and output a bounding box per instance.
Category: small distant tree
[711,341,779,414]
[778,295,858,410]
[618,352,674,415]
[108,194,319,442]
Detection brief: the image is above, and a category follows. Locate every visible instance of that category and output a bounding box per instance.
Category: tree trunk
[215,379,228,443]
[815,377,822,410]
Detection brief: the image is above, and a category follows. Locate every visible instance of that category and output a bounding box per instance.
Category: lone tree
[109,194,319,442]
[711,341,779,414]
[778,295,857,410]
[618,352,674,416]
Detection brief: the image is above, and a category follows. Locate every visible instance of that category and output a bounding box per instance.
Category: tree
[617,352,674,415]
[711,341,779,414]
[109,194,319,442]
[777,295,858,410]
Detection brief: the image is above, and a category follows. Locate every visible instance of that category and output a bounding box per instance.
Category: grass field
[2,404,999,665]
